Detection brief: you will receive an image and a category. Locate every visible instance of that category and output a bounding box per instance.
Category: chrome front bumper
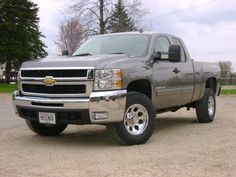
[13,90,127,124]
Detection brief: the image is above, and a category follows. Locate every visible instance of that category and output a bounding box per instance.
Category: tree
[219,61,232,85]
[55,18,84,55]
[109,0,136,33]
[70,0,146,37]
[0,0,47,79]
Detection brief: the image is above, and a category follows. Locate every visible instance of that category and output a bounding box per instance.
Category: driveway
[0,94,235,177]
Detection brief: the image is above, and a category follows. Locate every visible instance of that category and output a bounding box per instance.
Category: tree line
[219,61,235,85]
[0,0,47,79]
[0,0,146,78]
[1,0,234,83]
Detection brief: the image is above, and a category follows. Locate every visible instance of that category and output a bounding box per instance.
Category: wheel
[25,120,67,136]
[108,92,156,145]
[196,88,216,123]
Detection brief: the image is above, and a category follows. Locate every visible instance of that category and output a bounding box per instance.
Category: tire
[108,92,156,145]
[196,88,216,123]
[25,120,67,136]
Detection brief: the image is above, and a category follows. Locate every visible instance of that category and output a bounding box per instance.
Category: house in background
[0,63,18,81]
[0,63,5,80]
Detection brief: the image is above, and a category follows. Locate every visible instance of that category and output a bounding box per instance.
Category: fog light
[93,112,109,120]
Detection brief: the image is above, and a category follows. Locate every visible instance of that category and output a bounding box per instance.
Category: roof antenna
[139,28,143,33]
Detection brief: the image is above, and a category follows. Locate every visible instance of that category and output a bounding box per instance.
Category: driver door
[152,36,183,109]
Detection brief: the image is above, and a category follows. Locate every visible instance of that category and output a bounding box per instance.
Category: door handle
[173,68,180,74]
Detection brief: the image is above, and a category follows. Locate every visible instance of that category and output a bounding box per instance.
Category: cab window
[154,36,171,60]
[172,38,186,61]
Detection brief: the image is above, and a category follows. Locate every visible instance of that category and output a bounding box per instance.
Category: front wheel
[26,120,67,136]
[196,88,216,123]
[108,92,156,145]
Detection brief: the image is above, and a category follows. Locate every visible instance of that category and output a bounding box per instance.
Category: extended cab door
[152,36,194,109]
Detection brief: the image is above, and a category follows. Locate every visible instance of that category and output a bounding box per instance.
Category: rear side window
[172,38,186,61]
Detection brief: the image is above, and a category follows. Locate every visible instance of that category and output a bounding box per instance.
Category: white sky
[32,0,236,70]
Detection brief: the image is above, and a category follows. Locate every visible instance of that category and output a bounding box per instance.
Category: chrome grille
[19,68,94,97]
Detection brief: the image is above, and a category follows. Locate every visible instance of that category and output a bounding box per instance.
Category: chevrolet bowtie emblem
[42,76,56,86]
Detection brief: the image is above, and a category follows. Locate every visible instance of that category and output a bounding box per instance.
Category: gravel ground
[0,94,235,177]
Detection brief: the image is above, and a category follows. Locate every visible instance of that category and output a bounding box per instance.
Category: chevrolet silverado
[13,32,221,145]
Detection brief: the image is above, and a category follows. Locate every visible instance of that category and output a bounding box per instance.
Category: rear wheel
[108,92,156,145]
[26,120,67,136]
[196,88,216,123]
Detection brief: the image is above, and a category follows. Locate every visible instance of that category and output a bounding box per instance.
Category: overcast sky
[32,0,236,70]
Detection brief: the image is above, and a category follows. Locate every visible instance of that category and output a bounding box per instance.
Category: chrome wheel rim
[208,96,215,117]
[124,104,149,136]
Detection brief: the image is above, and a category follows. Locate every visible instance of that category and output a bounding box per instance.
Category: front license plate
[39,112,56,124]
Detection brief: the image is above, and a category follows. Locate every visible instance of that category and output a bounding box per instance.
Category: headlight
[94,69,122,90]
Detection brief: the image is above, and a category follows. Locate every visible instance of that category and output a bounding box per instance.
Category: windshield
[73,34,151,57]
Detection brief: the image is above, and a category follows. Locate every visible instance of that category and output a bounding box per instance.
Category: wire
[140,0,217,21]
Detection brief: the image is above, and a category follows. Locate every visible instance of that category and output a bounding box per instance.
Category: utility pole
[99,0,105,34]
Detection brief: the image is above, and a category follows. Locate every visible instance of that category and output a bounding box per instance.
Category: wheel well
[206,77,217,94]
[127,80,152,99]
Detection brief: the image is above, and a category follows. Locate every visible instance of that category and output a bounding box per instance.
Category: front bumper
[13,90,127,124]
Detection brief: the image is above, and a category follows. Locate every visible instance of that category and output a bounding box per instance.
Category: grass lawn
[220,89,236,95]
[0,84,17,93]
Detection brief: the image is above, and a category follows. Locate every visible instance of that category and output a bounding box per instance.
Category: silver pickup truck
[13,32,221,145]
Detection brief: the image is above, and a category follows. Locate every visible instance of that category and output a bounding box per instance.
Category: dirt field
[0,94,235,177]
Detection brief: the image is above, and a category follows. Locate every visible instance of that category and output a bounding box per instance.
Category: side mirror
[169,45,181,62]
[153,51,162,61]
[62,50,69,56]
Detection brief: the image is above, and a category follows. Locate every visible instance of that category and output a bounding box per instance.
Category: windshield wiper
[108,52,135,57]
[108,52,125,54]
[74,53,92,56]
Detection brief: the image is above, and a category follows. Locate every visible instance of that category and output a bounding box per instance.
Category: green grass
[220,89,236,95]
[0,84,17,93]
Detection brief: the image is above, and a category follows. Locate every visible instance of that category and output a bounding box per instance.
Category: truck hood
[21,54,130,70]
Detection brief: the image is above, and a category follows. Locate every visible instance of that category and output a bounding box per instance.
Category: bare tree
[70,0,147,37]
[219,61,232,85]
[55,18,84,55]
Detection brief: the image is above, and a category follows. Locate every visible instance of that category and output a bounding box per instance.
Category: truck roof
[99,31,179,38]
